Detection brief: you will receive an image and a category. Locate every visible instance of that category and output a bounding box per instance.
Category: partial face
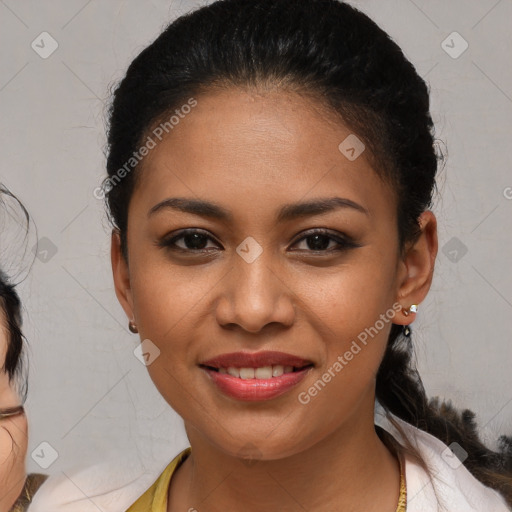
[0,309,27,512]
[113,87,415,459]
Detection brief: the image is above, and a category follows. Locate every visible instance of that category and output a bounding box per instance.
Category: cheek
[131,257,212,340]
[305,279,392,395]
[294,254,397,385]
[0,373,22,408]
[129,263,208,401]
[292,272,394,436]
[0,425,14,465]
[296,250,398,334]
[0,416,27,493]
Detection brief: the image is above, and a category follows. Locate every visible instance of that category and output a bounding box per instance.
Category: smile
[199,364,314,401]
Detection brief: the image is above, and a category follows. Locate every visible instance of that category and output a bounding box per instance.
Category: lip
[200,365,313,401]
[199,350,314,369]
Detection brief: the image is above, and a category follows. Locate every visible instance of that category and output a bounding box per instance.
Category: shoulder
[376,409,511,512]
[27,451,178,512]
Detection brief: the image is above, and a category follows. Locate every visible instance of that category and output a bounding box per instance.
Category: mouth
[198,350,315,380]
[199,360,315,401]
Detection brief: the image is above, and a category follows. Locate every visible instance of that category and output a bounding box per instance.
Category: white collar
[375,406,510,511]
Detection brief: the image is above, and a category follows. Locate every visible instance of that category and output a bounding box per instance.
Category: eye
[158,229,221,253]
[0,405,25,420]
[290,228,359,253]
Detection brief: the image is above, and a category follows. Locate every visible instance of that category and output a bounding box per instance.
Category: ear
[394,210,438,326]
[111,229,135,323]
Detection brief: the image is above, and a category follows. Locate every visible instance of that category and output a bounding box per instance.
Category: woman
[106,0,512,509]
[0,187,47,512]
[31,0,512,510]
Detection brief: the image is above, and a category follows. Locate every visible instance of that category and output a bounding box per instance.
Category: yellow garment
[126,446,406,512]
[126,447,191,512]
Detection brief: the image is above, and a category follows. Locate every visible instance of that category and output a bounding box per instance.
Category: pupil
[185,233,207,249]
[307,234,329,251]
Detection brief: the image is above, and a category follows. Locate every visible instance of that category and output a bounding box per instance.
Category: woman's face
[112,87,436,459]
[0,310,27,512]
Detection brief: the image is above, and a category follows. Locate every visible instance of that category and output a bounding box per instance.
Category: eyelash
[158,228,360,255]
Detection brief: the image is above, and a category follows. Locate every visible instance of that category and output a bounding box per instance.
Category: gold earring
[402,304,418,317]
[128,320,138,333]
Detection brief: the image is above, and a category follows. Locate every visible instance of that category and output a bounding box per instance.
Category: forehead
[132,87,395,221]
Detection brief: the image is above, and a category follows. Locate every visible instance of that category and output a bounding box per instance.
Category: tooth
[240,368,255,379]
[217,365,301,378]
[255,366,273,379]
[227,367,240,377]
[272,365,284,377]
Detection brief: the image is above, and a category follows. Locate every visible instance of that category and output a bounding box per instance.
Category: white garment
[29,410,511,512]
[374,409,511,511]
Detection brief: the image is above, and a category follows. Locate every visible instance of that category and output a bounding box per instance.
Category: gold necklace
[395,451,407,512]
[376,425,407,512]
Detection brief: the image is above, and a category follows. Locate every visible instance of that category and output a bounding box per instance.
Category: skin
[112,87,438,512]
[0,309,27,512]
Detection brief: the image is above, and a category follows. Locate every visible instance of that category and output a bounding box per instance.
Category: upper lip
[199,351,314,369]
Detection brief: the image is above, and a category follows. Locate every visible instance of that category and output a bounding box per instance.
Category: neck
[168,400,401,512]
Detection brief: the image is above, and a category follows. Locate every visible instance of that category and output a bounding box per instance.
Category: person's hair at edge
[0,185,30,404]
[102,0,512,505]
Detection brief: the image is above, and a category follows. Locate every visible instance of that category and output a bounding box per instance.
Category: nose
[215,251,295,334]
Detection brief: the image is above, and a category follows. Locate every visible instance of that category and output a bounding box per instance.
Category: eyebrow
[148,196,369,221]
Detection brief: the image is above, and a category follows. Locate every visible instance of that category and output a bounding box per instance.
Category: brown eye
[290,229,360,253]
[159,229,220,252]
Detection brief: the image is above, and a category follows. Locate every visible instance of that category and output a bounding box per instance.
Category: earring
[128,320,138,333]
[402,304,418,317]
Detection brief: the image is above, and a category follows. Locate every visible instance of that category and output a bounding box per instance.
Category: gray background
[0,0,511,475]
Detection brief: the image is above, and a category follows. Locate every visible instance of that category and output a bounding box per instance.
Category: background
[0,0,511,475]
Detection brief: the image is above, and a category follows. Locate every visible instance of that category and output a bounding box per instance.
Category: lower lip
[200,366,313,401]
